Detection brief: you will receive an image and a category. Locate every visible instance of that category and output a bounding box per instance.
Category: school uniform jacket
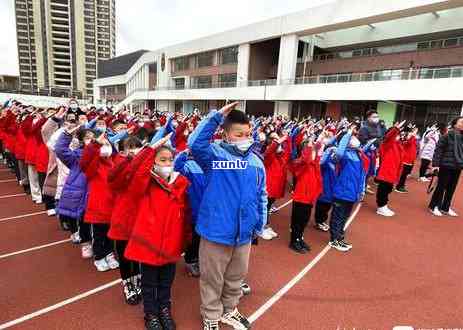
[264,140,292,199]
[124,147,190,266]
[376,127,403,184]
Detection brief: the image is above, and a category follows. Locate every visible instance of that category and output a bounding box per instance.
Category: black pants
[396,164,414,189]
[429,167,462,212]
[79,218,92,243]
[314,200,332,224]
[419,159,431,178]
[267,197,276,224]
[290,201,312,241]
[43,195,56,211]
[115,240,140,281]
[91,223,113,260]
[60,214,79,234]
[329,199,354,242]
[12,155,20,182]
[141,263,176,315]
[38,172,46,193]
[184,229,200,264]
[376,180,393,208]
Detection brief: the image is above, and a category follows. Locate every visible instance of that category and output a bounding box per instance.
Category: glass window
[173,57,189,72]
[443,38,458,47]
[196,52,213,68]
[219,47,238,65]
[174,78,185,90]
[219,73,237,87]
[417,42,429,50]
[192,76,212,88]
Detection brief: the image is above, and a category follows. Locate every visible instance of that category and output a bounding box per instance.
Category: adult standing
[429,116,463,217]
[358,110,386,147]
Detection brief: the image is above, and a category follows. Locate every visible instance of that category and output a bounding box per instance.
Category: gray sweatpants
[199,238,251,321]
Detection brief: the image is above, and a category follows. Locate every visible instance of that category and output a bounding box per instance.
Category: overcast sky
[0,0,334,76]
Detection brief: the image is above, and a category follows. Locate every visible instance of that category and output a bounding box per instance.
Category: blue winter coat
[54,132,88,219]
[331,132,367,203]
[318,147,337,203]
[188,110,268,246]
[174,151,206,224]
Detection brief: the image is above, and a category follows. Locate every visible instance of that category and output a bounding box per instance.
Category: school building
[93,0,463,127]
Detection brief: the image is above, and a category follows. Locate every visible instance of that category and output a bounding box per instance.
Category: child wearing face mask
[80,133,119,272]
[395,126,418,193]
[124,138,190,330]
[55,127,94,259]
[108,136,143,306]
[375,121,406,217]
[327,127,370,252]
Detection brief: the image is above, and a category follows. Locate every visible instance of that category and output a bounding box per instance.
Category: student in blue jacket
[188,102,267,330]
[328,126,369,252]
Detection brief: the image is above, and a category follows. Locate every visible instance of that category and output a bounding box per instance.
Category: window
[219,47,238,65]
[196,52,213,68]
[173,57,189,72]
[417,42,429,50]
[218,73,237,87]
[192,76,212,88]
[174,78,185,90]
[443,38,458,47]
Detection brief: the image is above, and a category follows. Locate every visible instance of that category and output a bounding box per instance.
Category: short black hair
[76,128,96,142]
[450,116,463,128]
[120,136,142,152]
[222,110,250,131]
[366,110,378,118]
[112,119,126,128]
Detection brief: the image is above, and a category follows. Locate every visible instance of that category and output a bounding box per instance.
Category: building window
[191,75,212,89]
[219,46,238,65]
[218,73,237,87]
[196,52,213,68]
[172,57,189,72]
[174,78,185,90]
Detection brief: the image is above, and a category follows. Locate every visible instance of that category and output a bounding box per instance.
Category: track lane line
[0,211,48,223]
[248,202,363,323]
[0,279,122,329]
[0,239,72,260]
[0,179,16,183]
[0,193,27,199]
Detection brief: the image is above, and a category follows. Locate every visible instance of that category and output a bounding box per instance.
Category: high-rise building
[14,0,116,99]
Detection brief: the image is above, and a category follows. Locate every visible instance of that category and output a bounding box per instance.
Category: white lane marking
[249,203,363,323]
[275,199,293,211]
[0,239,72,260]
[0,193,26,199]
[0,279,122,329]
[0,211,47,223]
[0,179,16,183]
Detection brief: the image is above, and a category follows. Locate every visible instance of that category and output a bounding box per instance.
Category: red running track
[0,164,461,330]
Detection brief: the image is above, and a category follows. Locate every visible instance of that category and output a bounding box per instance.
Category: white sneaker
[105,252,119,269]
[70,232,81,244]
[376,206,395,217]
[443,208,458,217]
[258,227,274,240]
[81,243,93,259]
[220,309,251,330]
[94,258,110,272]
[266,226,279,238]
[35,199,43,204]
[429,207,443,217]
[419,177,430,182]
[47,209,56,216]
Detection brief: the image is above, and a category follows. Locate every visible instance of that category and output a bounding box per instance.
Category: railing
[0,86,87,99]
[292,66,463,85]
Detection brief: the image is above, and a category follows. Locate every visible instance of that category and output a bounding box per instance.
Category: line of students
[0,100,461,330]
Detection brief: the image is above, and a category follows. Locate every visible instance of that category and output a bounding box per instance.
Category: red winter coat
[264,140,292,199]
[33,117,49,173]
[290,146,323,205]
[175,122,188,152]
[80,142,114,224]
[376,127,403,184]
[401,136,417,165]
[24,117,38,166]
[107,154,140,241]
[15,121,28,161]
[124,147,190,266]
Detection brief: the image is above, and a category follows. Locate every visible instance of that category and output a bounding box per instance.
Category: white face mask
[230,139,253,152]
[323,138,332,146]
[276,145,283,153]
[370,117,380,124]
[153,165,173,179]
[350,137,361,149]
[100,145,112,157]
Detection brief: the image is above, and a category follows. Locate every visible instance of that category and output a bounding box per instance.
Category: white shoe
[70,232,81,244]
[258,227,274,240]
[81,243,93,259]
[220,308,251,330]
[419,177,430,182]
[443,208,458,217]
[266,226,279,238]
[105,252,119,269]
[94,258,110,272]
[35,199,42,204]
[376,206,395,217]
[47,209,56,216]
[429,207,443,217]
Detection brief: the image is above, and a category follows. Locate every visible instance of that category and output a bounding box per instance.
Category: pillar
[274,101,291,118]
[237,44,250,86]
[276,34,299,84]
[377,101,397,127]
[325,102,342,120]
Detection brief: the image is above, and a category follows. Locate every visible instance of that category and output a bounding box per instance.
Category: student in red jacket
[289,138,323,254]
[80,133,119,272]
[375,120,406,217]
[395,125,418,193]
[108,136,143,306]
[24,110,43,203]
[124,136,190,330]
[262,132,291,240]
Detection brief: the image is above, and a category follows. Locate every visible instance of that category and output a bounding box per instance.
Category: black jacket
[358,122,386,147]
[432,130,463,169]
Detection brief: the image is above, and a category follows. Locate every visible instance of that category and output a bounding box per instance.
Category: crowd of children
[0,99,461,330]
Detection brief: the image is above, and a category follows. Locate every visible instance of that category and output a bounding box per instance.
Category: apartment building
[93,0,463,127]
[15,0,116,99]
